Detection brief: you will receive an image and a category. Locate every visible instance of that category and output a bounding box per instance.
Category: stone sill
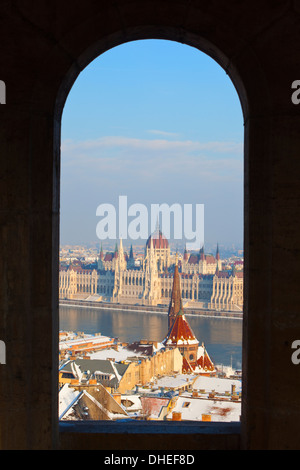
[59,420,241,435]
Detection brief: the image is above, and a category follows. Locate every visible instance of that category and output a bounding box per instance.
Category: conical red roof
[165,310,199,347]
[196,344,215,372]
[182,356,194,373]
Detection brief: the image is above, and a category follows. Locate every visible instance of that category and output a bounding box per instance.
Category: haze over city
[60,39,244,250]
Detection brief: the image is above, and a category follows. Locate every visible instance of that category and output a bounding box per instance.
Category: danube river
[59,305,243,370]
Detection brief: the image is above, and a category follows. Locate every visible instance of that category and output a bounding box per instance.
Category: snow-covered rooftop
[59,331,114,351]
[59,384,82,420]
[167,395,241,422]
[192,375,242,395]
[153,374,197,390]
[88,343,164,362]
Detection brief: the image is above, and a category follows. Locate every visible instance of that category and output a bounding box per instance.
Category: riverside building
[59,228,243,312]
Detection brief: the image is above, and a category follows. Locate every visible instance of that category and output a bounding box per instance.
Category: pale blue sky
[61,39,244,250]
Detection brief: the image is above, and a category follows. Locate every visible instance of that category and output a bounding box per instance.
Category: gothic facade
[59,230,243,312]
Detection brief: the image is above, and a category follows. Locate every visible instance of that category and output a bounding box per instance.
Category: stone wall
[0,0,299,450]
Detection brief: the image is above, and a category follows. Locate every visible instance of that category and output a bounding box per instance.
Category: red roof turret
[165,309,198,347]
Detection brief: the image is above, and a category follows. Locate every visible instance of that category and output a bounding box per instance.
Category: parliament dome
[146,229,169,249]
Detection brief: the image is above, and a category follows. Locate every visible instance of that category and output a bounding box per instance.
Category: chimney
[172,412,182,421]
[202,414,211,422]
[113,393,122,405]
[231,384,239,401]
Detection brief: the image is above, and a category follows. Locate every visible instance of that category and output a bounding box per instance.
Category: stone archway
[1,1,300,451]
[54,25,262,451]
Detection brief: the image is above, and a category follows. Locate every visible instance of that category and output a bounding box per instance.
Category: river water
[59,305,243,370]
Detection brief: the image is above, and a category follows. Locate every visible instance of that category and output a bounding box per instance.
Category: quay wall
[59,299,243,320]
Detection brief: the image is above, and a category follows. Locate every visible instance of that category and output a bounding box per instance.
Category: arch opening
[57,36,245,427]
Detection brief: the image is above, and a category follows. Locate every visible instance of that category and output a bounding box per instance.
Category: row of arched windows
[123,275,145,286]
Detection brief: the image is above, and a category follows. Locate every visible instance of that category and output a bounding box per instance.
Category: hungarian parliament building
[59,229,243,312]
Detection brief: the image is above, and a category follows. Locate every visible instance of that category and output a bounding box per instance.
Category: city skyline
[60,39,244,248]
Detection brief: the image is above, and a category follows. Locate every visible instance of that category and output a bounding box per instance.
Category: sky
[60,39,244,251]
